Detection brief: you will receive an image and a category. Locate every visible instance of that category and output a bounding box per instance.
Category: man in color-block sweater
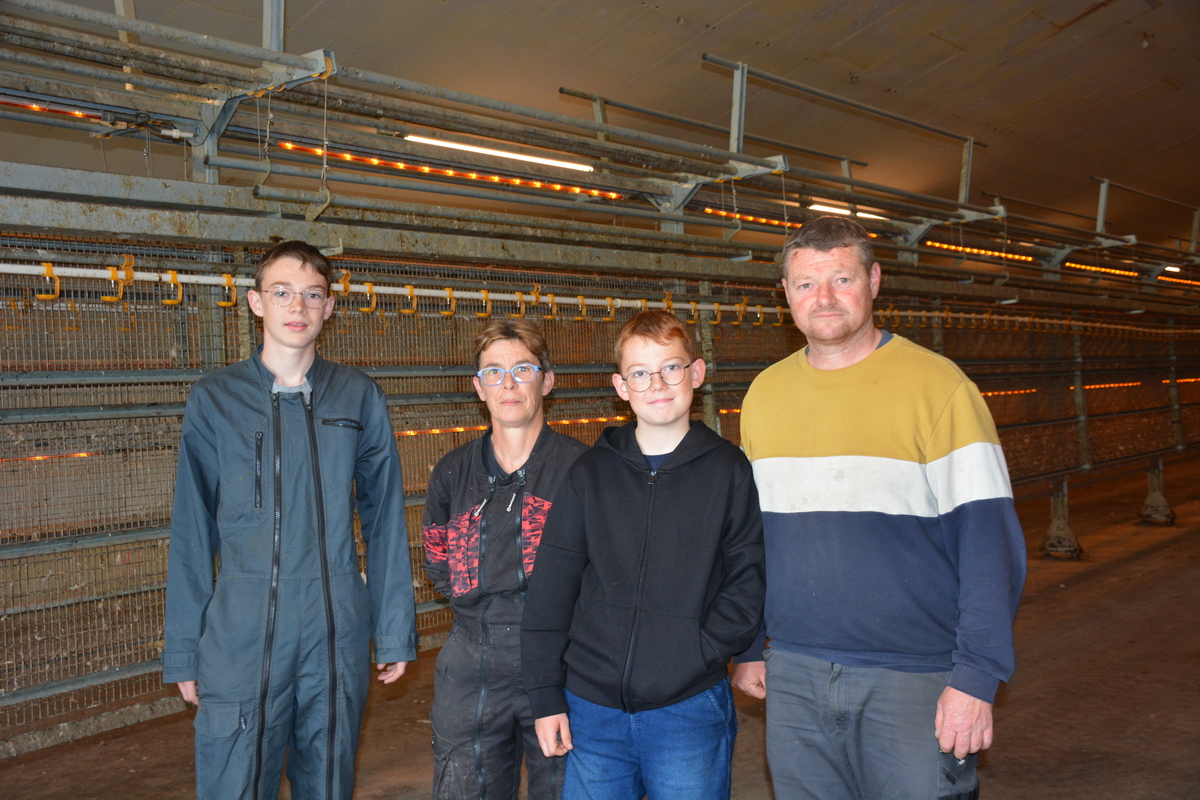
[732,216,1026,800]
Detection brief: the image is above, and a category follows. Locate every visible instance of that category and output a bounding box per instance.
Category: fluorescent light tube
[809,203,887,220]
[404,135,594,173]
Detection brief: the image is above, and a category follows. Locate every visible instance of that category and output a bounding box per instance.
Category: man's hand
[376,662,408,684]
[731,661,766,699]
[177,680,199,705]
[534,714,573,758]
[935,685,993,759]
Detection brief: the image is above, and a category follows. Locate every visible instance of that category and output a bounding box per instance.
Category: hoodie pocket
[627,612,710,707]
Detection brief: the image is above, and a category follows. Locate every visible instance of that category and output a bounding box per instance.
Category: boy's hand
[534,714,573,758]
[376,662,408,684]
[177,680,199,705]
[731,661,766,699]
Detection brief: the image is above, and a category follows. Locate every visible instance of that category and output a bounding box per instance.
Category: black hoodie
[521,420,765,717]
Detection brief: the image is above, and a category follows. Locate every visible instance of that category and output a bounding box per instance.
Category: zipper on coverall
[304,394,339,799]
[472,474,498,799]
[252,393,284,800]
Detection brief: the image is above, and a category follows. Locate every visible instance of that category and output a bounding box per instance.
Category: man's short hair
[254,241,334,290]
[780,216,875,279]
[615,309,697,370]
[474,318,552,372]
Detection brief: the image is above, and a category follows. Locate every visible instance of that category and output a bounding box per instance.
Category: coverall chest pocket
[318,417,363,481]
[216,422,269,531]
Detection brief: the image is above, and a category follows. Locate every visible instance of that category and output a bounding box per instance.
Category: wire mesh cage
[2,233,1197,745]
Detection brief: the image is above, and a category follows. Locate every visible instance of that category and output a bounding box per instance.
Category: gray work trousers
[764,648,980,800]
[431,620,563,800]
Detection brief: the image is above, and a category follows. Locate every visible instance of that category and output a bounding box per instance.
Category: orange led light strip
[1065,262,1140,277]
[0,98,100,120]
[1164,378,1200,383]
[395,416,628,437]
[981,389,1038,397]
[1157,275,1200,287]
[718,408,742,414]
[924,241,1036,262]
[0,451,99,464]
[704,208,802,229]
[702,209,877,237]
[277,142,622,199]
[1067,382,1141,390]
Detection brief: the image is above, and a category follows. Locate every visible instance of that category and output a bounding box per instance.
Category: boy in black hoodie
[521,310,765,800]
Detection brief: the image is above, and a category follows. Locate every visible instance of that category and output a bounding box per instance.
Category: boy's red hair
[615,310,697,369]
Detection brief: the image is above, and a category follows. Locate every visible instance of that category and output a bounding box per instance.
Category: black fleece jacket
[521,420,765,717]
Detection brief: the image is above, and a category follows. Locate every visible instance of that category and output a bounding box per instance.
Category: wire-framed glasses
[476,363,542,386]
[621,362,691,392]
[264,286,330,308]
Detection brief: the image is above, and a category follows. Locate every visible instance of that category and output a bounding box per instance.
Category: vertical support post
[699,280,719,434]
[263,0,284,51]
[1167,319,1184,449]
[1041,482,1084,559]
[235,247,256,361]
[931,298,945,355]
[728,62,748,154]
[1095,179,1110,234]
[841,158,856,216]
[1139,459,1175,525]
[198,135,220,185]
[1190,207,1199,254]
[113,0,141,91]
[1071,312,1093,469]
[591,97,610,174]
[957,136,974,205]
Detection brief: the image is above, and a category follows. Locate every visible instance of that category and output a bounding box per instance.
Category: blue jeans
[563,679,738,800]
[764,648,979,800]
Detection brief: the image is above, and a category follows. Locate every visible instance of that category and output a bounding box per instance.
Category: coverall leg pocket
[194,701,251,800]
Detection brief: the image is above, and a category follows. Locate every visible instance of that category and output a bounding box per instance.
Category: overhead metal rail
[558,87,868,168]
[0,6,1196,292]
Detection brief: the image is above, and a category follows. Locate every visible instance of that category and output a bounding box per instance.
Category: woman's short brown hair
[614,309,697,370]
[474,319,552,371]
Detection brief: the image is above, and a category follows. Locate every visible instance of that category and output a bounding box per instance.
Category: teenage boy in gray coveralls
[163,241,417,800]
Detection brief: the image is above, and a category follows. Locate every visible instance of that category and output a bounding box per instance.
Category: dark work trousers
[764,648,980,800]
[431,619,563,800]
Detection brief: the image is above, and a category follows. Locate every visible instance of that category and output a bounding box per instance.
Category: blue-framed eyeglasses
[476,363,542,386]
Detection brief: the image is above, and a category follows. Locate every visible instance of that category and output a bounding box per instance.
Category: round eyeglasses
[621,362,691,392]
[264,286,330,309]
[476,363,542,386]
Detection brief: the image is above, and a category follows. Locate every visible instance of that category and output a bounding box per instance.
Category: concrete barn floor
[3,463,1199,799]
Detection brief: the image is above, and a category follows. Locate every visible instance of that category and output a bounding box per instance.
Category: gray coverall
[163,351,417,800]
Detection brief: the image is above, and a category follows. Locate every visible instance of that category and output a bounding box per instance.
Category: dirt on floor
[3,463,1199,799]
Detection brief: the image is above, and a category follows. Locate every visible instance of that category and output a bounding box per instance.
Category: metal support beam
[112,0,140,90]
[559,87,866,166]
[728,61,747,154]
[702,53,988,147]
[262,0,284,52]
[1095,178,1109,234]
[4,0,315,69]
[1071,313,1094,470]
[958,136,974,205]
[1040,482,1084,559]
[1138,459,1175,525]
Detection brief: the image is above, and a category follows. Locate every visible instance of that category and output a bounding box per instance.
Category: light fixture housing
[404,135,594,173]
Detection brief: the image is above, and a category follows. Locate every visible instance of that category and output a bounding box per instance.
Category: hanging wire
[142,128,153,177]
